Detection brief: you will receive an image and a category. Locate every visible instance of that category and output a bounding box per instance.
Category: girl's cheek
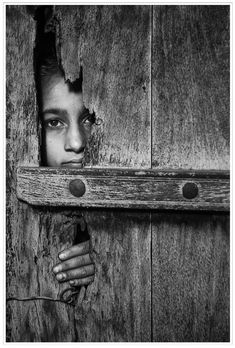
[46,134,61,156]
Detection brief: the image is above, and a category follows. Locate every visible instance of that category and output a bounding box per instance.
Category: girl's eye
[46,120,64,128]
[82,113,96,126]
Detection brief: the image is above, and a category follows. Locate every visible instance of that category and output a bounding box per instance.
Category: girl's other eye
[45,120,64,128]
[82,112,96,126]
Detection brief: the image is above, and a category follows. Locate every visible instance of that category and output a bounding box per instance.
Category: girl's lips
[61,159,84,168]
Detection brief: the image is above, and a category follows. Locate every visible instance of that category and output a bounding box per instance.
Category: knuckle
[60,261,68,270]
[84,265,92,276]
[80,255,86,265]
[66,270,74,279]
[71,275,95,287]
[82,268,88,277]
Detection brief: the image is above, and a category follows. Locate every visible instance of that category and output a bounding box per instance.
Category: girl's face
[41,76,93,167]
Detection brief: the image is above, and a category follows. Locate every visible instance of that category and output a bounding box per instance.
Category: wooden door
[151,6,230,341]
[6,5,229,342]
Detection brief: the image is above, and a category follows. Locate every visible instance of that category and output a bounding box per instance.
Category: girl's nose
[64,124,86,153]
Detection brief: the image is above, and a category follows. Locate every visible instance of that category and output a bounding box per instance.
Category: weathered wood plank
[55,5,151,168]
[6,300,75,342]
[16,167,230,211]
[6,5,76,341]
[152,213,229,342]
[75,210,151,341]
[17,167,230,179]
[152,5,230,170]
[151,6,230,341]
[55,5,152,341]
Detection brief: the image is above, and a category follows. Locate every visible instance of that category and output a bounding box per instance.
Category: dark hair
[39,55,83,93]
[36,31,82,95]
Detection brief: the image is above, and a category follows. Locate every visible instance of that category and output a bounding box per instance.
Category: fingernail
[69,280,75,286]
[53,266,60,273]
[56,273,66,281]
[59,253,66,260]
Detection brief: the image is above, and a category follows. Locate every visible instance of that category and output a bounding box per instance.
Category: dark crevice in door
[33,5,57,166]
[33,5,85,166]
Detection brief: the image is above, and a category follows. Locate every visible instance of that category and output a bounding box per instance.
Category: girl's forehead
[42,74,68,95]
[42,75,83,109]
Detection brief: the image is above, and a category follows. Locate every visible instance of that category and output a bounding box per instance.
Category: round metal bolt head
[182,182,198,199]
[69,179,86,197]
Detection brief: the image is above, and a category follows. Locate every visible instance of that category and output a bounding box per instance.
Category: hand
[53,241,95,287]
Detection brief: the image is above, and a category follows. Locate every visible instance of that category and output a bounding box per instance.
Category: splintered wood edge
[16,167,230,211]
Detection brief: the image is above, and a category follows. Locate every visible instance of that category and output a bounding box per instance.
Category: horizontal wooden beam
[16,167,230,211]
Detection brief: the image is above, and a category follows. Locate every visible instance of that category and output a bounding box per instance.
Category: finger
[56,264,95,282]
[58,241,90,261]
[53,253,92,274]
[69,276,94,287]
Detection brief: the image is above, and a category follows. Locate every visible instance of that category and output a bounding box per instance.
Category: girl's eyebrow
[42,108,68,118]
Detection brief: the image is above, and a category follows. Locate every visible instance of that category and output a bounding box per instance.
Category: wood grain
[152,6,230,170]
[55,5,151,167]
[7,5,230,342]
[16,167,230,211]
[152,213,229,342]
[55,5,152,341]
[6,6,76,341]
[75,210,151,341]
[151,6,230,341]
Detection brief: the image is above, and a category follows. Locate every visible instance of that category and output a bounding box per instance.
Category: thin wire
[6,296,68,304]
[6,287,81,307]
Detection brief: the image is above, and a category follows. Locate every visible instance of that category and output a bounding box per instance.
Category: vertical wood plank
[6,6,75,341]
[151,6,230,341]
[152,213,229,342]
[55,5,152,341]
[77,211,151,341]
[152,5,229,170]
[55,5,151,167]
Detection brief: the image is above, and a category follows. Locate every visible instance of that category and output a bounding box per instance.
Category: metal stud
[69,179,86,197]
[182,182,199,199]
